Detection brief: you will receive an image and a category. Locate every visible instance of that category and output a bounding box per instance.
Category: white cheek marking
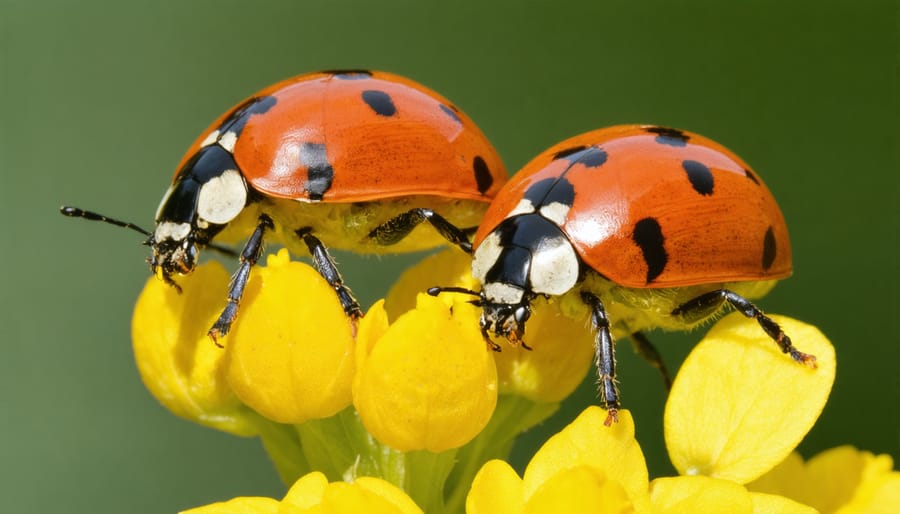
[539,201,571,226]
[218,131,238,153]
[200,130,220,148]
[529,236,579,295]
[472,231,504,282]
[506,198,536,218]
[155,185,175,221]
[154,222,191,242]
[484,282,525,304]
[197,169,247,224]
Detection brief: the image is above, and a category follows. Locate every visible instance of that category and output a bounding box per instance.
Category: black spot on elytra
[523,177,576,208]
[299,143,334,200]
[473,156,493,194]
[554,146,607,168]
[215,95,277,142]
[646,126,690,147]
[682,160,714,195]
[553,145,588,160]
[362,90,396,116]
[327,69,373,79]
[633,217,668,283]
[439,103,462,124]
[762,226,777,270]
[744,168,761,185]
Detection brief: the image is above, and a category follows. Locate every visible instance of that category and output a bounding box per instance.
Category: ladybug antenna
[60,205,240,257]
[60,206,151,237]
[427,286,481,298]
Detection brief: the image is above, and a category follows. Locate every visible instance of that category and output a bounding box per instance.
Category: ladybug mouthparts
[148,232,198,289]
[479,298,532,346]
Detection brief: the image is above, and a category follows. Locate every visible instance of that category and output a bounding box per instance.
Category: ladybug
[430,124,816,424]
[62,69,507,341]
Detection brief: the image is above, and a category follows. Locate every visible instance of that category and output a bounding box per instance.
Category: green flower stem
[257,399,557,514]
[255,418,311,485]
[444,395,559,514]
[294,408,457,513]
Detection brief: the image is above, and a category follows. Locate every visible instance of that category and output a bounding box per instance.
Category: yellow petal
[524,467,633,514]
[353,294,497,452]
[179,496,279,514]
[750,446,900,514]
[665,314,835,483]
[131,261,256,436]
[282,471,329,510]
[750,493,817,514]
[466,460,524,514]
[650,476,753,514]
[745,452,806,498]
[281,472,423,514]
[523,408,650,511]
[384,249,478,321]
[226,250,355,424]
[493,297,595,403]
[352,477,425,514]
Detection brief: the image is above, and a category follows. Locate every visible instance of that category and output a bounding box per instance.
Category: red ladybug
[431,124,815,424]
[62,70,507,341]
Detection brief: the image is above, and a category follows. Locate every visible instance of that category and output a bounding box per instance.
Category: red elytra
[473,124,790,288]
[174,69,506,203]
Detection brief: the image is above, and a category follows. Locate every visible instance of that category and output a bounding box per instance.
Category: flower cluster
[131,249,898,513]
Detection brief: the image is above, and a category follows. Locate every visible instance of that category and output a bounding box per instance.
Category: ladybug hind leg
[296,227,363,320]
[629,332,673,390]
[208,214,274,345]
[368,208,474,253]
[672,289,817,367]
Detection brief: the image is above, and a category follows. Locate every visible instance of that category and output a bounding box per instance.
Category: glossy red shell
[173,70,507,203]
[473,125,791,288]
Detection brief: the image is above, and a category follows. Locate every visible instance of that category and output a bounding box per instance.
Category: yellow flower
[748,446,900,513]
[467,313,838,514]
[353,293,497,452]
[226,249,356,424]
[664,313,836,483]
[466,408,651,514]
[131,260,257,436]
[181,472,423,514]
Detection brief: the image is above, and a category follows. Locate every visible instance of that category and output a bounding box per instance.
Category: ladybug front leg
[580,292,621,425]
[672,289,817,367]
[368,208,474,253]
[296,227,363,320]
[208,214,273,345]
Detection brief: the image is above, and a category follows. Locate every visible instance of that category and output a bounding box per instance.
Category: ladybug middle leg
[295,227,364,320]
[209,214,273,344]
[368,208,474,253]
[580,291,621,426]
[672,289,817,367]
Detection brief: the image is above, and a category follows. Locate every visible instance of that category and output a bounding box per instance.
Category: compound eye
[514,305,530,325]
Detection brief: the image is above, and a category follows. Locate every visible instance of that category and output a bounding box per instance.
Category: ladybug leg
[673,290,817,367]
[208,214,274,345]
[368,208,473,253]
[296,227,364,321]
[580,292,621,425]
[629,332,673,390]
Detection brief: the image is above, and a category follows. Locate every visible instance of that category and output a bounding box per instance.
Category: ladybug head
[148,221,200,288]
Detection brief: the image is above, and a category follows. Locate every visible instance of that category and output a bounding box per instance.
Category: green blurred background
[2,1,896,512]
